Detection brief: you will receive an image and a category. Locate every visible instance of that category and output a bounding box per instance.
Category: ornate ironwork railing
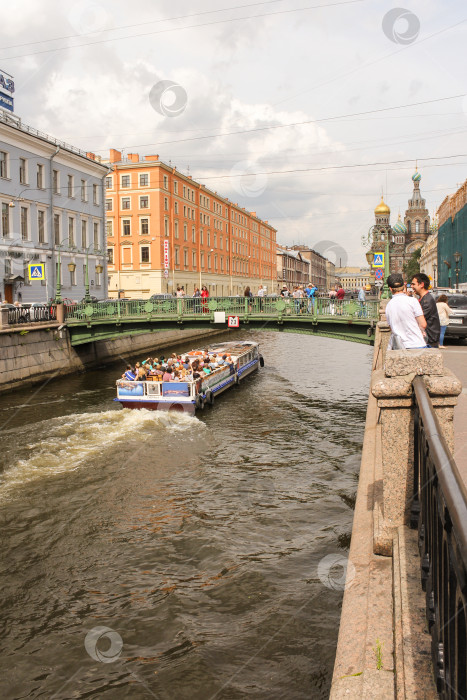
[411,377,467,699]
[65,296,380,323]
[7,305,57,325]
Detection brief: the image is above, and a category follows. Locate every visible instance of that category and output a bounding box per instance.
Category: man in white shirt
[384,273,427,349]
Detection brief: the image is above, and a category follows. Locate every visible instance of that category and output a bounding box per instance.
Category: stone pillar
[0,307,9,329]
[56,303,65,324]
[371,349,461,555]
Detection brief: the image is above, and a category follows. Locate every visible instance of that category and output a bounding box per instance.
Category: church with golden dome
[370,172,431,275]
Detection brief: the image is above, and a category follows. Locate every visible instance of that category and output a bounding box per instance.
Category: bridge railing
[65,296,380,322]
[411,376,467,698]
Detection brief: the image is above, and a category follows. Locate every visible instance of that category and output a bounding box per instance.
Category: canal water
[0,331,372,700]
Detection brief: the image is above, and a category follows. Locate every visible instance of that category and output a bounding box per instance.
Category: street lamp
[83,243,102,303]
[454,251,462,291]
[55,238,76,303]
[379,229,394,300]
[432,261,437,289]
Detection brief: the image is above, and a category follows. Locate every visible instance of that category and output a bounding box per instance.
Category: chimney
[127,153,139,163]
[145,154,159,161]
[109,148,122,163]
[251,212,256,217]
[86,152,96,160]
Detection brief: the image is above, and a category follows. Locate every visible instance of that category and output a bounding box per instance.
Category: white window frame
[0,151,9,179]
[139,173,149,187]
[140,245,150,264]
[122,218,131,236]
[19,157,28,185]
[121,174,131,188]
[121,197,131,210]
[140,217,149,235]
[139,195,149,209]
[37,208,46,244]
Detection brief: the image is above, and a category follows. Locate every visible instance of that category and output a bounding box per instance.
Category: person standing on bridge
[411,273,440,348]
[385,273,427,349]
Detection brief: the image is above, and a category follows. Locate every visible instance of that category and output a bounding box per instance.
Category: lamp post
[379,229,394,300]
[55,238,76,303]
[432,261,437,289]
[454,251,461,291]
[83,244,102,303]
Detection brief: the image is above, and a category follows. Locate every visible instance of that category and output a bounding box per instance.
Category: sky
[1,0,466,266]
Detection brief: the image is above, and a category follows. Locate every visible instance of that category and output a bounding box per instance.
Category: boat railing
[116,379,197,399]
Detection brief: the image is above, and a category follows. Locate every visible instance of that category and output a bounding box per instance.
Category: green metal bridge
[65,297,380,346]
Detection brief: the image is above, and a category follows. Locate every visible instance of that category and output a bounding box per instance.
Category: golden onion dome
[374,196,390,216]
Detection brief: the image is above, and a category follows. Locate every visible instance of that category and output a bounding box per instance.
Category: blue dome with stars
[412,171,421,182]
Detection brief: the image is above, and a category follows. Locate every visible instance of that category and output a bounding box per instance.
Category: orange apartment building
[104,149,277,298]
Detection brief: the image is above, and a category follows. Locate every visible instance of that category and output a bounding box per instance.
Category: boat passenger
[203,366,211,375]
[137,367,147,381]
[162,368,173,381]
[123,365,136,380]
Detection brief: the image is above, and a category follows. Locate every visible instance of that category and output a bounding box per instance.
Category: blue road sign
[28,263,45,281]
[373,253,384,268]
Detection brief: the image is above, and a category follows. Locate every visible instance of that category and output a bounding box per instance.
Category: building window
[94,222,99,248]
[19,158,27,185]
[184,223,187,241]
[122,219,131,236]
[105,176,112,189]
[81,220,87,248]
[53,169,59,194]
[121,175,130,188]
[192,251,197,268]
[68,217,75,246]
[107,247,114,264]
[175,247,180,265]
[163,175,168,189]
[415,220,420,233]
[174,202,178,214]
[38,210,45,244]
[93,184,99,205]
[67,174,73,197]
[174,221,179,238]
[141,246,150,263]
[140,218,149,235]
[164,197,169,211]
[121,197,130,210]
[139,173,148,187]
[140,196,149,209]
[81,179,87,202]
[192,226,196,243]
[54,214,60,244]
[424,220,428,233]
[105,198,112,211]
[183,248,188,267]
[200,230,203,245]
[201,252,204,269]
[1,202,9,237]
[37,164,45,190]
[164,219,169,236]
[106,220,113,237]
[174,181,178,194]
[20,207,28,240]
[0,151,8,178]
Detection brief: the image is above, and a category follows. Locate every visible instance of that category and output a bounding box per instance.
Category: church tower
[404,170,431,250]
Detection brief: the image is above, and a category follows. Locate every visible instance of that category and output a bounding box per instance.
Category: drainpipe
[49,146,60,302]
[102,165,112,299]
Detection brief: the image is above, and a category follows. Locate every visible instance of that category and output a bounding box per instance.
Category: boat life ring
[259,355,265,367]
[195,394,205,410]
[205,389,215,405]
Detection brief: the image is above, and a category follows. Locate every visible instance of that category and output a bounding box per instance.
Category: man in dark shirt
[411,273,440,347]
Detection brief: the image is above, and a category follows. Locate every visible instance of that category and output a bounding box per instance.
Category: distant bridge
[65,297,379,346]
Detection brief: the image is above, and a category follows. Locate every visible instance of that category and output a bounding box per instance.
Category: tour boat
[115,341,264,413]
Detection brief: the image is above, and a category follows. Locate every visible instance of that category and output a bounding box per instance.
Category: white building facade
[0,111,109,304]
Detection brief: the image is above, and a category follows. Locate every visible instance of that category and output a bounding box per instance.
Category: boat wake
[0,408,199,500]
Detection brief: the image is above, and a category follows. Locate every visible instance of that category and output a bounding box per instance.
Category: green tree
[403,248,421,282]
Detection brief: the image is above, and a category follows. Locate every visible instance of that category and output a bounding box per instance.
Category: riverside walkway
[64,296,379,346]
[331,312,466,700]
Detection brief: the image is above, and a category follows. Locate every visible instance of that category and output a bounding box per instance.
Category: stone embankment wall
[0,325,222,394]
[330,313,461,699]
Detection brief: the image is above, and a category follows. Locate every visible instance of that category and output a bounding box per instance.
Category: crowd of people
[385,272,451,349]
[121,351,235,383]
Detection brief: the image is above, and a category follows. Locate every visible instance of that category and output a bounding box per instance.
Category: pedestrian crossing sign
[373,253,384,268]
[28,263,45,281]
